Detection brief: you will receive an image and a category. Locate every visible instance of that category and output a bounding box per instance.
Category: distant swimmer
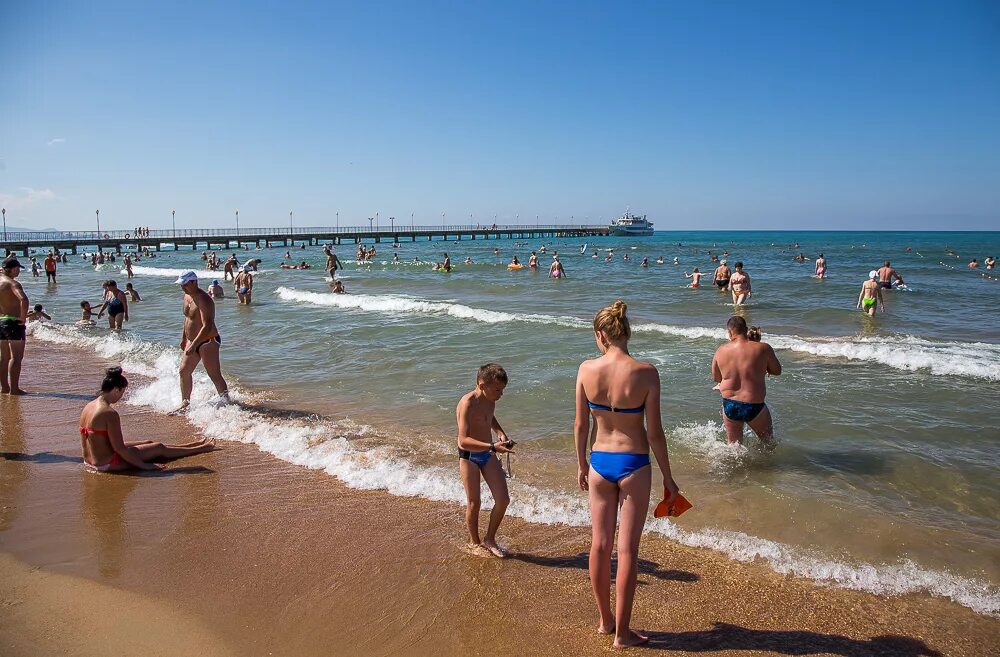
[123,282,140,302]
[673,257,680,265]
[243,258,261,272]
[528,251,538,269]
[728,262,751,305]
[123,254,135,279]
[640,257,649,268]
[464,257,474,265]
[622,253,630,262]
[574,300,679,648]
[207,279,225,299]
[493,248,501,257]
[986,256,996,270]
[549,257,566,279]
[80,367,215,472]
[684,268,704,288]
[443,252,452,272]
[511,255,521,266]
[858,270,885,316]
[877,260,905,289]
[330,280,346,294]
[456,363,514,558]
[968,258,979,269]
[815,254,827,279]
[793,253,810,263]
[234,266,254,305]
[284,250,292,260]
[711,316,781,446]
[44,252,58,282]
[174,271,229,413]
[393,253,400,263]
[713,260,731,292]
[224,254,240,281]
[97,280,129,331]
[656,256,664,264]
[604,254,613,263]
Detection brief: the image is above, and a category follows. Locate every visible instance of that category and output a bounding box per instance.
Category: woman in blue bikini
[574,300,679,649]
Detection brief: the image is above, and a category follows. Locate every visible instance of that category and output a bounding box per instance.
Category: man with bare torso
[711,316,781,445]
[0,256,30,394]
[713,260,731,292]
[877,260,904,289]
[234,266,254,305]
[174,271,229,413]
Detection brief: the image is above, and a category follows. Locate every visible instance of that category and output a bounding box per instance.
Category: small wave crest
[274,287,588,328]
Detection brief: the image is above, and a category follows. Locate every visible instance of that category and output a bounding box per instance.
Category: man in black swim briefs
[0,256,30,394]
[714,260,731,292]
[711,316,782,446]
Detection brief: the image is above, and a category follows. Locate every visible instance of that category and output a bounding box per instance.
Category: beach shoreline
[0,339,996,656]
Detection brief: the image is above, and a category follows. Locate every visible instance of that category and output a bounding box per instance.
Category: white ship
[609,209,654,236]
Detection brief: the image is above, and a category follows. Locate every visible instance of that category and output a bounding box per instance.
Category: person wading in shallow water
[574,300,679,649]
[711,316,781,446]
[172,271,229,414]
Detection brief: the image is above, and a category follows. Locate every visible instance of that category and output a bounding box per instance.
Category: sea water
[23,230,1000,616]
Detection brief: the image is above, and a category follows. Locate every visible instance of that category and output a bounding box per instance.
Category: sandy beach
[0,339,995,657]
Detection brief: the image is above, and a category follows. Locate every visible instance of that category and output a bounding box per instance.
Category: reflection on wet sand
[0,396,28,531]
[82,473,139,579]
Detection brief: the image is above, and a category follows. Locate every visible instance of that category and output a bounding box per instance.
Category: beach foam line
[276,286,1000,380]
[125,265,263,279]
[28,322,1000,617]
[274,286,589,328]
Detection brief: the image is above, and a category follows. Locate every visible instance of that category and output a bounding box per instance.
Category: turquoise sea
[23,229,1000,616]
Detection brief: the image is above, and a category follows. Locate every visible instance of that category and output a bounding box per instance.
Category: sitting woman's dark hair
[101,366,128,392]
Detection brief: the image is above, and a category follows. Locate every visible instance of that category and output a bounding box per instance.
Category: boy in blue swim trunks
[711,316,782,446]
[456,363,515,557]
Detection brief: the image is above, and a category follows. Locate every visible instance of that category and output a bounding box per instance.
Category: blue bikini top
[587,400,645,414]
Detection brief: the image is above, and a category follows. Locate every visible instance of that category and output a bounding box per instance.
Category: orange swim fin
[654,491,692,518]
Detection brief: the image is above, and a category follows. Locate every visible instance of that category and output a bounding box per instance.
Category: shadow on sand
[511,551,699,583]
[645,623,942,657]
[0,451,83,464]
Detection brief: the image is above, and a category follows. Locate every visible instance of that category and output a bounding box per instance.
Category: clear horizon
[2,1,998,232]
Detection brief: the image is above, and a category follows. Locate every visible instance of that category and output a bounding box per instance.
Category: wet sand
[1,340,997,656]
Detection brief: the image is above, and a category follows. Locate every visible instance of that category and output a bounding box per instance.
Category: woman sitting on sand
[80,367,215,472]
[574,300,680,648]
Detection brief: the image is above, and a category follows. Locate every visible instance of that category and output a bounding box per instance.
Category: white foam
[125,265,262,280]
[274,286,588,328]
[273,287,1000,380]
[29,322,1000,617]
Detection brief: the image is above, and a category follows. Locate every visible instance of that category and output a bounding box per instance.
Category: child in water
[26,304,51,322]
[79,301,96,324]
[456,363,515,557]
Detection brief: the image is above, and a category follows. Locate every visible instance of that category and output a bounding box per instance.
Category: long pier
[0,224,610,256]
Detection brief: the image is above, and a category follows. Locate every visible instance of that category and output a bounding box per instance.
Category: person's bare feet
[481,539,508,558]
[9,388,28,395]
[167,401,190,416]
[597,619,615,635]
[614,630,649,649]
[466,542,491,557]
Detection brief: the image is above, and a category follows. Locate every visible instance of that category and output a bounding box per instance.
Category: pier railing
[0,224,603,244]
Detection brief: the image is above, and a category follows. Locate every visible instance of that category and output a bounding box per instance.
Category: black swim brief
[715,278,730,288]
[0,318,26,341]
[879,281,892,289]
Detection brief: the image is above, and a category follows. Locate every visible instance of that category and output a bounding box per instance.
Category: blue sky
[1,1,998,231]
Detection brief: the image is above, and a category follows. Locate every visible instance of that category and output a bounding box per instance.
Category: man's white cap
[175,270,198,285]
[869,270,878,279]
